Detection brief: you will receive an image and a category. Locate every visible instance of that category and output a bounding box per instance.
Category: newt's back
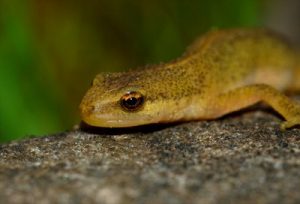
[185,28,299,94]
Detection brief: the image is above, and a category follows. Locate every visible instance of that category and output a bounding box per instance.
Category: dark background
[0,0,299,142]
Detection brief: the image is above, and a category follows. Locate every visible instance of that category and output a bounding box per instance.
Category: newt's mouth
[80,113,154,128]
[79,103,153,128]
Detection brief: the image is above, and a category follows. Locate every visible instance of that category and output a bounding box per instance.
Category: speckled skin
[80,28,300,129]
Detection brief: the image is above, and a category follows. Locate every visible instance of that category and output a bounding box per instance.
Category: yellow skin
[80,28,300,130]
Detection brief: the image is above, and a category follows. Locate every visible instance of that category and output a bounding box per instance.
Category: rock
[0,111,300,204]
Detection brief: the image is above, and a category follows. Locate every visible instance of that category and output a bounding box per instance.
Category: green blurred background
[0,0,290,142]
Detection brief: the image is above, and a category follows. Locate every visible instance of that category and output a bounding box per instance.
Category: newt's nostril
[81,104,95,115]
[88,105,95,113]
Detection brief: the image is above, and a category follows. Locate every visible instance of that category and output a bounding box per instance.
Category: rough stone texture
[1,110,300,204]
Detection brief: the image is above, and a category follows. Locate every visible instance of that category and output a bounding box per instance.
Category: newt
[79,28,300,130]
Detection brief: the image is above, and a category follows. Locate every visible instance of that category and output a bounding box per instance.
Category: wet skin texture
[80,28,300,130]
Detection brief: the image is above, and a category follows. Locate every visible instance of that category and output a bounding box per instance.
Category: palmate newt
[79,28,300,130]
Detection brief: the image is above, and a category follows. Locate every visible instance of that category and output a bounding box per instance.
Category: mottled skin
[80,28,300,129]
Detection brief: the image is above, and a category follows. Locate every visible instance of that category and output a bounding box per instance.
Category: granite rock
[0,110,300,204]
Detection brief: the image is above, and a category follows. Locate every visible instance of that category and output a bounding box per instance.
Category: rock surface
[1,111,300,204]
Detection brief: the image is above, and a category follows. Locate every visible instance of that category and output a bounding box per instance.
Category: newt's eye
[120,91,144,111]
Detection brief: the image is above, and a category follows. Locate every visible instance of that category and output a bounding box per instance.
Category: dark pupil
[124,97,138,107]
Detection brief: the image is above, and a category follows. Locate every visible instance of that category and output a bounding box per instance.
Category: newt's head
[79,70,188,128]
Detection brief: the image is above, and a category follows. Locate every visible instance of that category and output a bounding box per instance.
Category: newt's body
[80,28,300,129]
